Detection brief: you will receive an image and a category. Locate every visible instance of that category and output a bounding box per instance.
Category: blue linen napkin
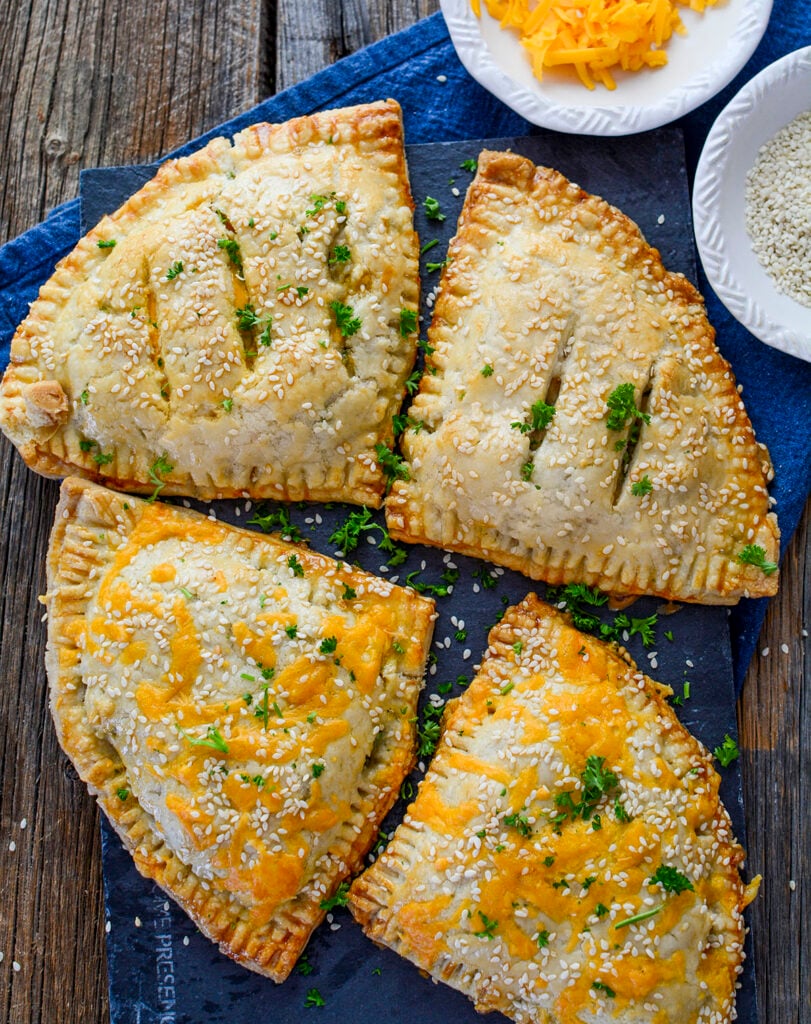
[1,8,809,689]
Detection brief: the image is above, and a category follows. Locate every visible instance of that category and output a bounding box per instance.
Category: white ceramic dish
[440,0,772,136]
[693,46,811,363]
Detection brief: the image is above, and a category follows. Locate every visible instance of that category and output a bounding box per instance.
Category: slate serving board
[81,128,758,1024]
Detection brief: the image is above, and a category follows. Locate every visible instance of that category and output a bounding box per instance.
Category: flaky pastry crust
[350,595,755,1024]
[2,100,419,506]
[45,478,435,981]
[386,151,779,602]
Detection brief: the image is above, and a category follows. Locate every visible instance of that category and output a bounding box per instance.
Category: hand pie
[1,100,419,507]
[350,594,756,1024]
[386,151,779,603]
[44,477,435,981]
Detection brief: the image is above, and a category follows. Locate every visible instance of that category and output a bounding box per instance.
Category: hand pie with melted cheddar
[386,150,779,603]
[45,477,435,981]
[350,595,756,1024]
[1,100,419,506]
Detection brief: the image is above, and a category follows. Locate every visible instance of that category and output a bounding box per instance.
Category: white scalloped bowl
[440,0,772,136]
[693,46,811,362]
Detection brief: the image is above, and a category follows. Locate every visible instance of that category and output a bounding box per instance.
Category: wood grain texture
[0,1,807,1023]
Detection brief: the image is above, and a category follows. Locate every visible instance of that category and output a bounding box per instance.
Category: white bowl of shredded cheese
[693,46,811,363]
[440,0,772,136]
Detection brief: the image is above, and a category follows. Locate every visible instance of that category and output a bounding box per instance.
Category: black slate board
[81,128,758,1024]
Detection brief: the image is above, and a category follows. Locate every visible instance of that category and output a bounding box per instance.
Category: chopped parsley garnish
[304,987,326,1008]
[91,449,114,465]
[147,453,173,502]
[341,584,356,601]
[165,260,184,280]
[592,981,616,998]
[285,624,298,639]
[179,725,229,754]
[553,756,619,825]
[399,308,418,337]
[405,567,458,598]
[306,193,334,216]
[335,199,347,215]
[512,641,523,656]
[221,397,233,412]
[329,299,362,337]
[582,875,597,891]
[217,238,242,272]
[460,158,478,172]
[511,399,556,434]
[631,475,653,497]
[473,911,498,939]
[329,245,351,264]
[473,567,498,590]
[713,733,740,767]
[481,364,494,377]
[420,238,439,255]
[97,239,117,249]
[536,929,550,948]
[504,810,532,837]
[737,544,778,575]
[319,636,338,655]
[235,304,260,330]
[375,443,410,487]
[312,763,325,778]
[545,583,657,647]
[296,954,313,976]
[79,389,89,405]
[405,368,422,394]
[605,382,651,432]
[319,881,349,910]
[614,905,663,929]
[649,865,694,894]
[613,797,631,822]
[423,196,446,221]
[288,554,305,577]
[327,507,406,565]
[455,629,467,642]
[247,505,302,543]
[520,460,534,481]
[417,702,445,758]
[392,641,405,654]
[594,903,609,918]
[116,788,129,801]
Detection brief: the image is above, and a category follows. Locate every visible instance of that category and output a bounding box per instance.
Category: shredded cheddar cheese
[473,0,719,90]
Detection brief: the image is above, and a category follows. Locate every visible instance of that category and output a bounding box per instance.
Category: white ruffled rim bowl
[439,0,772,137]
[693,46,811,363]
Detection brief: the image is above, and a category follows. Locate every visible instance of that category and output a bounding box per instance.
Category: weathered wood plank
[0,0,264,242]
[0,3,265,1022]
[275,0,439,90]
[739,500,809,1022]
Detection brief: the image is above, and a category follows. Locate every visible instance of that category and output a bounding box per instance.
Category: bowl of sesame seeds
[693,46,811,362]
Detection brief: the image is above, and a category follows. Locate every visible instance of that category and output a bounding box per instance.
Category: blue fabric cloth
[2,8,809,688]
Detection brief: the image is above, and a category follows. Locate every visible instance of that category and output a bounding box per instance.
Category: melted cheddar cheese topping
[350,596,750,1024]
[76,500,432,921]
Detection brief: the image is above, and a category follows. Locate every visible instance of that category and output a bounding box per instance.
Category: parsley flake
[165,260,184,280]
[319,636,338,655]
[713,733,740,767]
[179,725,229,754]
[312,763,325,778]
[304,987,325,1008]
[737,544,778,575]
[399,308,418,337]
[329,299,362,337]
[319,881,349,911]
[473,911,498,939]
[511,399,556,434]
[460,158,478,172]
[329,244,351,264]
[631,475,653,497]
[375,443,409,488]
[288,554,305,577]
[97,239,117,249]
[147,453,173,502]
[649,865,694,894]
[423,196,446,221]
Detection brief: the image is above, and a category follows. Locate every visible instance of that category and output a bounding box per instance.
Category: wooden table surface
[0,3,807,1022]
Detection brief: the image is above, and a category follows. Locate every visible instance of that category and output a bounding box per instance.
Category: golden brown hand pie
[45,477,435,981]
[1,100,419,507]
[350,594,757,1024]
[386,151,779,603]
